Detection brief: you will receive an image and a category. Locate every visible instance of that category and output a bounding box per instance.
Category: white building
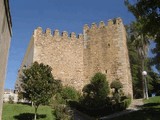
[3,89,18,103]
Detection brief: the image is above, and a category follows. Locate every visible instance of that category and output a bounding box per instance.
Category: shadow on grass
[14,113,46,120]
[108,109,160,120]
[142,103,160,107]
[17,102,32,106]
[107,107,160,120]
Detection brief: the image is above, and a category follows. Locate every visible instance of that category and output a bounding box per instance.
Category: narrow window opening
[108,44,110,47]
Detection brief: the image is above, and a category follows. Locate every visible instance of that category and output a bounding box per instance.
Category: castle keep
[15,18,133,96]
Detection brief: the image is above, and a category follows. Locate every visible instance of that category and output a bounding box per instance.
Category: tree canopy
[82,72,110,108]
[125,0,160,73]
[110,80,123,93]
[21,62,60,120]
[125,0,160,38]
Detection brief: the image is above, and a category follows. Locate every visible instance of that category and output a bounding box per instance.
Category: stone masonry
[15,18,133,97]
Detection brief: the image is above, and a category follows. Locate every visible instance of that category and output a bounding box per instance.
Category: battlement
[33,17,123,42]
[33,27,84,41]
[83,17,123,31]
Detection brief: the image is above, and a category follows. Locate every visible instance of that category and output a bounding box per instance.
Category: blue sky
[5,0,136,89]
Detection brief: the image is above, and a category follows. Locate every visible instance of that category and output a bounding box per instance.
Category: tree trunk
[34,106,38,120]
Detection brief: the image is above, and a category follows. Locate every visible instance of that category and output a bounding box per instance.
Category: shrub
[51,86,80,120]
[54,104,73,120]
[60,86,80,102]
[122,98,131,108]
[8,96,14,104]
[110,80,123,93]
[81,72,110,109]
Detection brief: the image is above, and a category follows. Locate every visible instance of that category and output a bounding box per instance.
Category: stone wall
[15,37,34,91]
[33,28,85,90]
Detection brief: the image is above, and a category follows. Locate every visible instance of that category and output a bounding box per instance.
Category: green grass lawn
[110,96,160,120]
[2,103,55,120]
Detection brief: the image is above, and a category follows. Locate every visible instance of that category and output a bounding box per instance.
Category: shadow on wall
[14,113,46,120]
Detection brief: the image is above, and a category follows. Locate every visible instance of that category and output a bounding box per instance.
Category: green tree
[127,35,143,98]
[124,0,160,73]
[126,24,159,98]
[150,72,160,95]
[21,62,60,120]
[145,59,160,96]
[82,72,109,108]
[124,0,160,37]
[126,22,150,99]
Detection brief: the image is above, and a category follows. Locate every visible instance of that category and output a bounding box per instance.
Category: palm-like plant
[128,22,150,98]
[129,22,149,59]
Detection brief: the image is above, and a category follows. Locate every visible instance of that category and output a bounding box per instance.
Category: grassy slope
[110,96,160,120]
[2,103,55,120]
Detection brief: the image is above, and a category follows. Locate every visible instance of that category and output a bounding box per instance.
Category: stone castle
[15,18,133,96]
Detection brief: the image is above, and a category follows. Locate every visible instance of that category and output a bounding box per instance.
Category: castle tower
[15,18,133,97]
[83,18,132,96]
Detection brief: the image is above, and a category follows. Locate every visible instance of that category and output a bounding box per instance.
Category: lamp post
[142,71,148,99]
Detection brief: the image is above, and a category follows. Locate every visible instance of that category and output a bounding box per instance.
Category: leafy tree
[21,62,60,120]
[124,0,160,37]
[145,58,160,96]
[127,34,143,98]
[82,72,109,108]
[126,22,150,98]
[152,45,160,73]
[124,0,160,73]
[126,23,160,98]
[150,72,160,95]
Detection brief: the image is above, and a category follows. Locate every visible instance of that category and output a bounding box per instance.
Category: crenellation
[78,34,83,40]
[91,22,97,30]
[70,32,76,39]
[99,21,105,28]
[53,29,60,37]
[34,27,43,36]
[45,28,52,37]
[42,29,84,41]
[107,19,113,26]
[115,17,122,25]
[83,24,89,31]
[62,31,68,39]
[37,27,43,33]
